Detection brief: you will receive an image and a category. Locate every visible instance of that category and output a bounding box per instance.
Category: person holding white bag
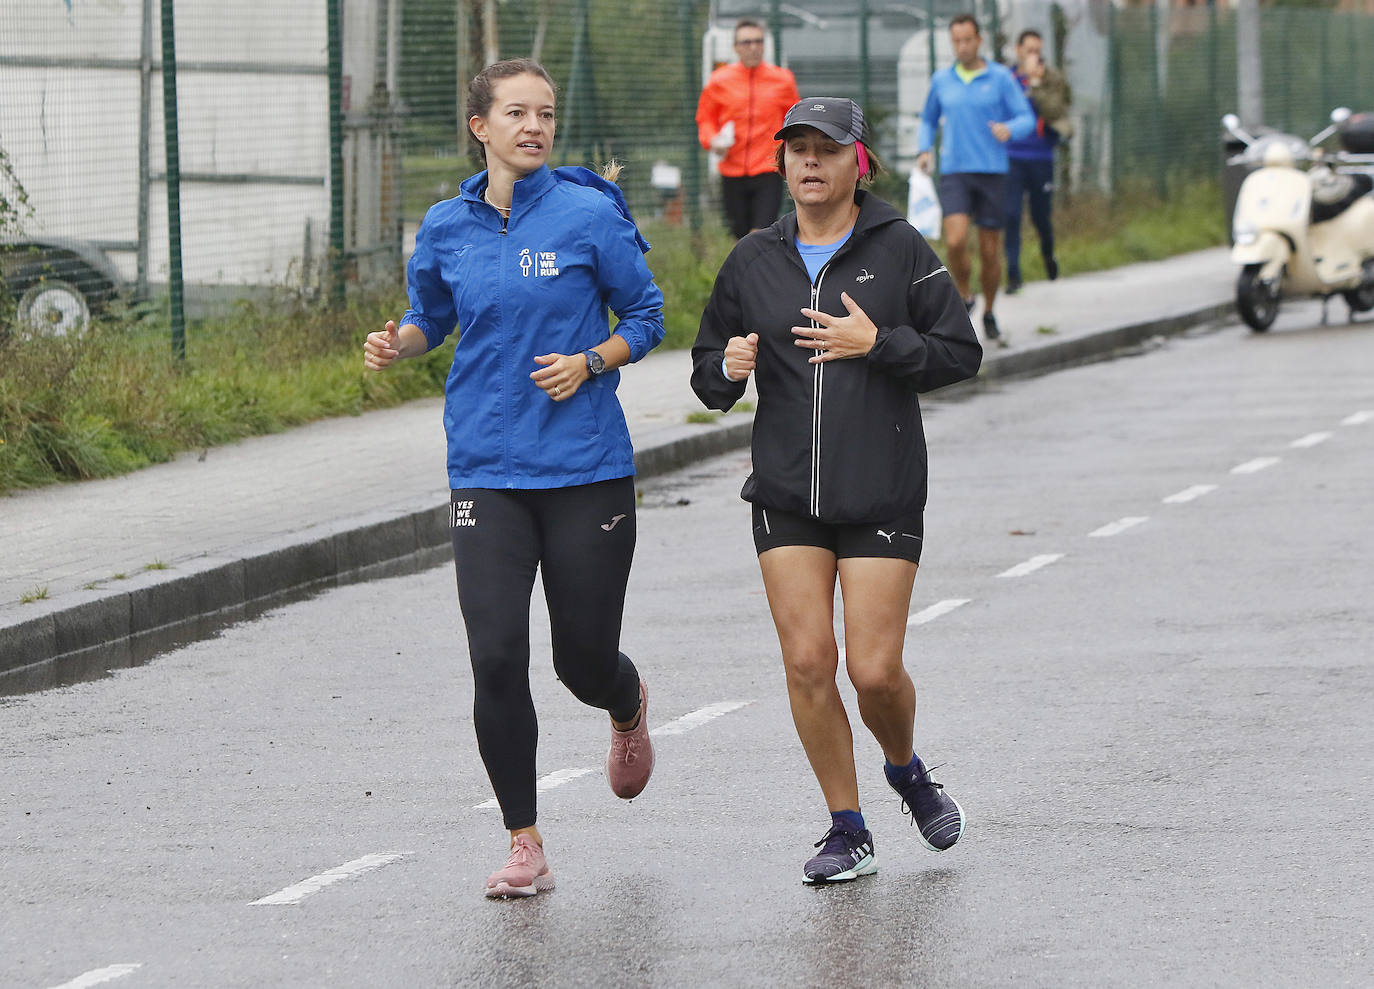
[696,18,799,238]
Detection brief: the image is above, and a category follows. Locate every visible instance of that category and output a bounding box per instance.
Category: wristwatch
[584,350,606,376]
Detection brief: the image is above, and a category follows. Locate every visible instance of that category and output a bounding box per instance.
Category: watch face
[586,350,605,374]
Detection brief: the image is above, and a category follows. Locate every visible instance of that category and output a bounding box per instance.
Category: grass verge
[0,185,1223,494]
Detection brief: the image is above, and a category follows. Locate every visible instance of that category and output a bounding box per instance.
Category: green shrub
[0,183,1223,494]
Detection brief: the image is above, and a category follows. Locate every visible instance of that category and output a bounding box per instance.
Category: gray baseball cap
[774,97,866,145]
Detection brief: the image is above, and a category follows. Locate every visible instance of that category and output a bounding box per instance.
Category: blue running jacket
[400,165,666,489]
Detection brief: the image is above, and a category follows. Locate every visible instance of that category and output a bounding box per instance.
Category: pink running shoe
[484,835,554,899]
[607,680,654,799]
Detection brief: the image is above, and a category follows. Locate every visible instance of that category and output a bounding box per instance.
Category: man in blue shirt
[916,14,1035,344]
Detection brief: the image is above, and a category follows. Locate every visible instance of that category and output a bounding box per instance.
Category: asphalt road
[3,305,1372,988]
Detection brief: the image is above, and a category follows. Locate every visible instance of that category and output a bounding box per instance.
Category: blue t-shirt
[795,228,853,282]
[916,62,1035,174]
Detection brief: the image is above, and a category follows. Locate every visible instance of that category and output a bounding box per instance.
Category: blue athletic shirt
[795,228,853,282]
[916,61,1035,175]
[401,166,665,490]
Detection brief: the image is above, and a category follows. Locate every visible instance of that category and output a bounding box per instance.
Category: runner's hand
[989,121,1011,142]
[794,292,878,363]
[531,352,587,402]
[916,151,934,174]
[364,321,400,371]
[724,333,758,381]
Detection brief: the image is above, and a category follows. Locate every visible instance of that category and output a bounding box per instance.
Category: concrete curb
[0,299,1231,690]
[978,300,1235,380]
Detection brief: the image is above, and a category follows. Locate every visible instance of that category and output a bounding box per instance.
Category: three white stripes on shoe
[105,406,1364,931]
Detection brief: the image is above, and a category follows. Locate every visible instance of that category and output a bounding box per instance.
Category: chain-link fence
[3,0,1373,332]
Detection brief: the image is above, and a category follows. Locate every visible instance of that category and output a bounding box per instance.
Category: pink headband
[855,141,870,178]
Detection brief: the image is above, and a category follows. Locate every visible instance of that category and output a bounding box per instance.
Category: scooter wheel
[1236,264,1280,332]
[1342,266,1374,315]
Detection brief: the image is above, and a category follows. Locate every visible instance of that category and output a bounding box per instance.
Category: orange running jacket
[696,62,800,178]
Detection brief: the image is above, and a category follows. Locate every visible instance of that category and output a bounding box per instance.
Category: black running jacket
[691,191,981,523]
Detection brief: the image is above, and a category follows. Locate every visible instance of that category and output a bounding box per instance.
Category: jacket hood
[770,190,907,244]
[459,165,650,254]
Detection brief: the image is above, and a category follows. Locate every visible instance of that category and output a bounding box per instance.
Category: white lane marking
[250,852,412,905]
[997,554,1065,578]
[1290,431,1332,448]
[1342,410,1372,426]
[474,768,594,810]
[1088,516,1149,538]
[48,965,142,989]
[1231,456,1280,474]
[655,700,753,737]
[1163,484,1217,504]
[907,599,972,625]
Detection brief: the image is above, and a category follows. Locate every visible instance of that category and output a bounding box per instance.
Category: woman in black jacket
[691,98,982,884]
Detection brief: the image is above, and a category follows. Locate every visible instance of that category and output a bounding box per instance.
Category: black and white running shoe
[802,825,878,885]
[889,758,965,851]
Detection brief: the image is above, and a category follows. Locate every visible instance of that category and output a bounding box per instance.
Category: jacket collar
[460,164,557,219]
[457,165,650,252]
[773,189,905,245]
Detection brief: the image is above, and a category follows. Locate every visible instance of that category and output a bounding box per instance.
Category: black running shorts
[751,504,924,564]
[938,171,1007,229]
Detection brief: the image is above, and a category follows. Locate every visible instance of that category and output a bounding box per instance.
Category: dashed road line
[908,598,972,625]
[1230,456,1280,475]
[473,703,753,808]
[1290,431,1332,448]
[250,852,412,905]
[997,554,1065,578]
[47,965,142,989]
[1088,516,1149,538]
[656,700,753,736]
[1342,410,1372,426]
[1163,484,1217,504]
[475,768,594,810]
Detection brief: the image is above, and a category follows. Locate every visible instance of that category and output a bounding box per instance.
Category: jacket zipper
[782,216,872,518]
[810,266,828,517]
[497,204,512,487]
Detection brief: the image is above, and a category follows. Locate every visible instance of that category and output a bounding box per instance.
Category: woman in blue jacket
[363,58,665,900]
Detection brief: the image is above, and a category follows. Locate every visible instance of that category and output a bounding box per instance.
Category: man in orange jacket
[696,18,800,238]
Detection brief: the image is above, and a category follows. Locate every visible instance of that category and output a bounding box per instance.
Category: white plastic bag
[708,121,736,175]
[907,168,942,240]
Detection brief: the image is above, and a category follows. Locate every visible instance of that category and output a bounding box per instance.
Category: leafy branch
[1,143,32,237]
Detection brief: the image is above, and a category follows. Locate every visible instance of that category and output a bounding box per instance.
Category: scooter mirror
[1222,113,1241,132]
[1331,107,1352,124]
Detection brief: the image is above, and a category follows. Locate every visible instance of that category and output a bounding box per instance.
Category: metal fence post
[681,0,702,230]
[770,0,782,64]
[1107,2,1119,196]
[456,0,471,150]
[564,0,597,166]
[159,0,185,360]
[138,0,153,302]
[1208,2,1219,146]
[859,0,870,112]
[327,0,346,307]
[1236,0,1263,131]
[1148,2,1166,198]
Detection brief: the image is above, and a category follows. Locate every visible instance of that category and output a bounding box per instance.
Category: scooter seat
[1311,171,1373,224]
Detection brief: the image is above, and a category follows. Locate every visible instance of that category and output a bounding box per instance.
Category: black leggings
[450,477,642,830]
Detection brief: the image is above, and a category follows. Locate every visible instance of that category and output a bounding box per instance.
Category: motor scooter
[1222,108,1374,332]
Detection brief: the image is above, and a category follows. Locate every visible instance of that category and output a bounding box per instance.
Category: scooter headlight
[1233,220,1257,246]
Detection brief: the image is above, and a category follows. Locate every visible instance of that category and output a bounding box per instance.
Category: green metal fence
[1104,5,1374,199]
[2,0,1372,332]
